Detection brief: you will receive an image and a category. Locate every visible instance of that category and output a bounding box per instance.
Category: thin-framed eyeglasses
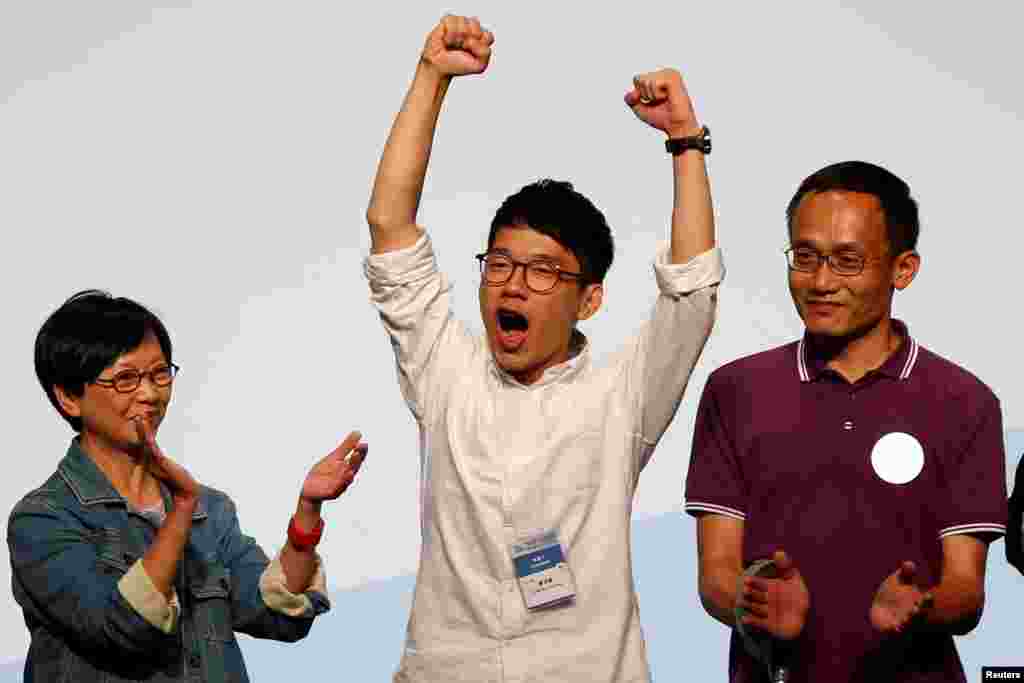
[475,252,584,293]
[92,363,180,393]
[784,246,885,277]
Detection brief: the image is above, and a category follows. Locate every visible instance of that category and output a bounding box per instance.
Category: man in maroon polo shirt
[685,160,1006,682]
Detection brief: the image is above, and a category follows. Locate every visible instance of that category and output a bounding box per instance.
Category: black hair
[488,179,615,284]
[34,289,173,431]
[786,160,920,254]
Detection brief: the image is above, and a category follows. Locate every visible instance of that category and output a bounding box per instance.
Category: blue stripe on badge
[514,543,565,578]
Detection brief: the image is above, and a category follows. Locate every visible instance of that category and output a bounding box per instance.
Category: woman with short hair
[9,289,367,682]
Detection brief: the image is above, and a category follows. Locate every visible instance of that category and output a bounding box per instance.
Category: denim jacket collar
[57,438,207,520]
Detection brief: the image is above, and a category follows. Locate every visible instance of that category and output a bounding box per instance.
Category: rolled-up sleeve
[258,550,328,617]
[8,494,177,658]
[364,231,478,423]
[623,244,724,468]
[118,561,180,634]
[215,496,329,642]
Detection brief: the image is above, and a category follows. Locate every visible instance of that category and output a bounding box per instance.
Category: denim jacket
[8,440,330,682]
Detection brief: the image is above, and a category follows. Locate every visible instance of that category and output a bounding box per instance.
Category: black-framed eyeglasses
[92,363,180,393]
[475,252,585,293]
[784,246,883,277]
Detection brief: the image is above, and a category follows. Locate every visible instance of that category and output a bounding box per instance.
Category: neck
[78,432,158,505]
[813,317,902,384]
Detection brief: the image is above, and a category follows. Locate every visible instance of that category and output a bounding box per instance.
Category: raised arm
[618,69,722,458]
[366,15,494,254]
[625,69,715,263]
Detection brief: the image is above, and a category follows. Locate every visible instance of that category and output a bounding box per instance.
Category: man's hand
[738,550,810,640]
[625,68,700,138]
[421,15,494,78]
[870,561,933,634]
[300,431,368,503]
[134,416,200,505]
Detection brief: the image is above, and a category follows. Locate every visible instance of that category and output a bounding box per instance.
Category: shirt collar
[796,318,919,383]
[58,437,207,519]
[490,329,590,388]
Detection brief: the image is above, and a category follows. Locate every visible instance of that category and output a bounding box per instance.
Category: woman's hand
[134,417,200,506]
[300,431,368,504]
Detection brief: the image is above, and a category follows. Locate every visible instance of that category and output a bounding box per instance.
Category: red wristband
[287,515,324,551]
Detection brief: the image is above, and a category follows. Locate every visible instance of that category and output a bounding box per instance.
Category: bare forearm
[700,566,741,628]
[921,578,984,635]
[141,497,196,597]
[366,63,451,253]
[670,147,715,264]
[279,499,322,594]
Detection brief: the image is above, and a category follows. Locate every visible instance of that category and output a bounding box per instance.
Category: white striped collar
[796,320,919,383]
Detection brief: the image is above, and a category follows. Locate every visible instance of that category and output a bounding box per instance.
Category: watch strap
[665,125,711,156]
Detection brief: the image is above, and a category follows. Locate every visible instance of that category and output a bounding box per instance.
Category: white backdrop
[1,0,1021,664]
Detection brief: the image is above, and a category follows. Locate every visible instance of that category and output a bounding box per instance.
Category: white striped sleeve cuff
[938,523,1006,539]
[683,502,746,521]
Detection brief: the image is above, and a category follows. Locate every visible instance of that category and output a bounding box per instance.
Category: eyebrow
[112,358,168,371]
[489,247,560,262]
[791,238,864,251]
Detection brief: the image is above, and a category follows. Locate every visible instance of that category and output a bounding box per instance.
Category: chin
[804,322,844,337]
[495,353,529,373]
[492,351,537,381]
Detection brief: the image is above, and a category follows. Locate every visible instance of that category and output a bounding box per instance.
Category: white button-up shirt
[365,232,723,683]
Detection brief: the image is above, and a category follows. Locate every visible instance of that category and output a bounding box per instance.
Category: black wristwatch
[665,125,711,156]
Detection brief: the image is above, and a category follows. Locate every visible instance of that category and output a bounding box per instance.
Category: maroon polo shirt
[685,320,1006,683]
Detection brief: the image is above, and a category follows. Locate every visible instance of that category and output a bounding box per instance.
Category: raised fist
[624,68,699,138]
[421,15,494,77]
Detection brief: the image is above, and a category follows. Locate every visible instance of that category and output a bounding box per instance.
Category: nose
[810,258,840,293]
[501,263,529,296]
[135,374,163,401]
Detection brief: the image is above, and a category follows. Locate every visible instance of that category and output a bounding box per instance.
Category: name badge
[511,530,577,610]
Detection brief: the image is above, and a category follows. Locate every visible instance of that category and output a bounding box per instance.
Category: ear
[892,250,920,291]
[576,283,604,321]
[53,385,83,418]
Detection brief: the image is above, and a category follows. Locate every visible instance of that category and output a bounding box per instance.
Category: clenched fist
[625,68,700,138]
[422,15,494,77]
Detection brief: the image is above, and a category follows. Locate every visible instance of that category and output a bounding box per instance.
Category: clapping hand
[300,431,368,503]
[738,550,810,640]
[870,561,933,634]
[134,416,200,505]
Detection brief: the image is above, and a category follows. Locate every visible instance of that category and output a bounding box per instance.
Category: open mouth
[496,308,529,350]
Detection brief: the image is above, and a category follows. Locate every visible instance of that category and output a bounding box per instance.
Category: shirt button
[843,420,854,431]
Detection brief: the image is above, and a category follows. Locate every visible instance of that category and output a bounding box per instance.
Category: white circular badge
[870,432,925,484]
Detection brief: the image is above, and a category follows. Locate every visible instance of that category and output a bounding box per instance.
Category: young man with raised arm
[365,15,723,682]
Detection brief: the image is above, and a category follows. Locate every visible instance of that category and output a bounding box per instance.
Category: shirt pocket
[92,527,135,577]
[190,564,235,643]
